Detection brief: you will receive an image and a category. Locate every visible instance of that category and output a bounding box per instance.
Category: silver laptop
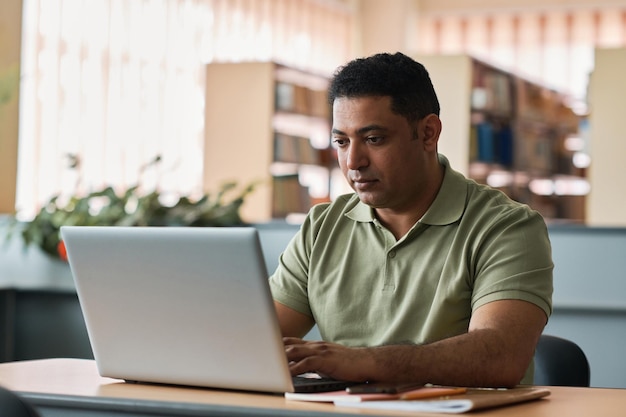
[60,226,351,394]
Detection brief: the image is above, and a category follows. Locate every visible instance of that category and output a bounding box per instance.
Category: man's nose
[346,143,368,170]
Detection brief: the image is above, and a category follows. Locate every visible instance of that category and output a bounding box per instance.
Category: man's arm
[281,299,546,388]
[274,301,315,338]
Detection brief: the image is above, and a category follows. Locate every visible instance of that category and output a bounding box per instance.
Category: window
[16,0,353,219]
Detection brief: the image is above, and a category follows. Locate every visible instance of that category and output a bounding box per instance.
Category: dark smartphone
[346,382,423,394]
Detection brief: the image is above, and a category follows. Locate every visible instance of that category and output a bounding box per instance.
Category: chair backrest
[534,334,591,387]
[0,386,41,417]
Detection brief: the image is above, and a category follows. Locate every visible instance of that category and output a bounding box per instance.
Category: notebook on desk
[60,226,352,394]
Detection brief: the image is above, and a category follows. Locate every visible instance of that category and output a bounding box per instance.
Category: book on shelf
[496,124,514,167]
[272,174,311,217]
[274,81,329,117]
[275,82,295,112]
[292,84,310,114]
[471,62,513,117]
[274,133,321,165]
[476,122,494,163]
[274,133,299,163]
[308,88,330,118]
[472,121,514,167]
[514,124,554,173]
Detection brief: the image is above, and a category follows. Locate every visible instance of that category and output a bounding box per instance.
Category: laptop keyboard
[292,374,356,393]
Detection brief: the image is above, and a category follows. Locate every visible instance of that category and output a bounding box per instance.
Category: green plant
[0,63,20,106]
[9,154,257,259]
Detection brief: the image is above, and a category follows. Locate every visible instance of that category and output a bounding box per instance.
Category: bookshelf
[203,62,336,223]
[415,54,586,223]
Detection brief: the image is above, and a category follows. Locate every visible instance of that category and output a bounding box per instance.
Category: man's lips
[351,178,378,189]
[351,175,377,183]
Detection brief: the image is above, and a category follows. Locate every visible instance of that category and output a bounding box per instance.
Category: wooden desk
[0,359,625,417]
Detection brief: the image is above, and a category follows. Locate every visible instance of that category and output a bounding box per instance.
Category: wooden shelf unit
[415,54,585,223]
[203,62,335,223]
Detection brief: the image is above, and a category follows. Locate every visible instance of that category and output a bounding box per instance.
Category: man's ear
[421,114,442,151]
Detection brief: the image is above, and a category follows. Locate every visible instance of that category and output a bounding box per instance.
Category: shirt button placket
[383,249,397,291]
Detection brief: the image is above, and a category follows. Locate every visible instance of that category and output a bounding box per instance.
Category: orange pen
[399,386,467,400]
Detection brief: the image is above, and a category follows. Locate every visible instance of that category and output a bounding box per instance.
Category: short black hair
[328,52,440,122]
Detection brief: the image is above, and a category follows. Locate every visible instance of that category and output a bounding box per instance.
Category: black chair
[534,334,591,387]
[0,386,40,417]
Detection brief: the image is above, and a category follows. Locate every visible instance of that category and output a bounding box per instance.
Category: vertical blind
[16,0,353,219]
[415,6,626,108]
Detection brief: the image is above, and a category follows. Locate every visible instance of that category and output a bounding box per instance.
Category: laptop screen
[61,226,295,393]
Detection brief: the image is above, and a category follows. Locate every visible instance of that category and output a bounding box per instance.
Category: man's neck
[375,211,422,241]
[375,164,445,240]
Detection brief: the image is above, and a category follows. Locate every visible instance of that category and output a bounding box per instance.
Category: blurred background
[2,0,626,225]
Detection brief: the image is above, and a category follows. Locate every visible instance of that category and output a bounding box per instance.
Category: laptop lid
[61,226,296,393]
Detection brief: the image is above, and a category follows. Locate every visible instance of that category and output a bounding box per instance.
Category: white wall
[587,48,626,226]
[546,226,626,388]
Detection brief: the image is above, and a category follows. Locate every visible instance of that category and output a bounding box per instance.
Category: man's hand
[283,337,429,384]
[283,337,373,382]
[277,299,547,387]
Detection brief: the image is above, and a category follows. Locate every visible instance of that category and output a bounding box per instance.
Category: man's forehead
[332,96,407,130]
[332,96,394,118]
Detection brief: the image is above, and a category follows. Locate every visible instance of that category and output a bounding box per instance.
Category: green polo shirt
[269,155,553,383]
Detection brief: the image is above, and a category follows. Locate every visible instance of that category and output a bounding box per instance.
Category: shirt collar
[345,154,467,226]
[420,154,467,226]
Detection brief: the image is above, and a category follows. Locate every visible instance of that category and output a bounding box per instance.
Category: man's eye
[367,136,383,144]
[332,138,348,148]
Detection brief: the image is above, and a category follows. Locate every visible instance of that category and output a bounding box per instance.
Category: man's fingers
[284,341,318,361]
[289,356,322,375]
[282,336,307,345]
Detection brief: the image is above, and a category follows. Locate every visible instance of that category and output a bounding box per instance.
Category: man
[269,52,553,388]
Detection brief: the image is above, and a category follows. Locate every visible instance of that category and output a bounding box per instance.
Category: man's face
[331,96,432,212]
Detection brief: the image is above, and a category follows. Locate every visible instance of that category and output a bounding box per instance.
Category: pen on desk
[399,386,467,400]
[423,382,507,391]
